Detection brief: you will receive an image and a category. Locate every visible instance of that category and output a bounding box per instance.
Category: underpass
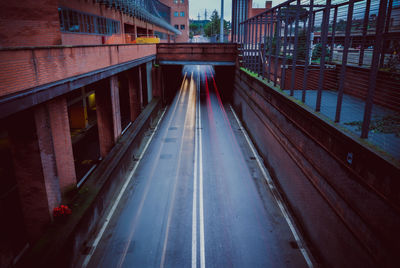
[78,66,312,268]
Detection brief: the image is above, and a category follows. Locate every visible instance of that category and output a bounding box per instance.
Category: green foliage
[296,30,307,61]
[344,114,400,137]
[312,43,331,62]
[203,10,229,37]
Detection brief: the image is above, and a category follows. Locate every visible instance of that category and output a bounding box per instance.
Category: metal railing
[239,0,400,160]
[94,0,181,34]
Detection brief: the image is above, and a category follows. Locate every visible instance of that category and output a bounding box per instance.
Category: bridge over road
[157,43,238,66]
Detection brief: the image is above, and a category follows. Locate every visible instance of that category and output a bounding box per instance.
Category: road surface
[80,66,312,268]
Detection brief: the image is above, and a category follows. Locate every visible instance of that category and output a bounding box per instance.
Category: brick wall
[159,0,188,42]
[0,0,61,47]
[0,44,157,98]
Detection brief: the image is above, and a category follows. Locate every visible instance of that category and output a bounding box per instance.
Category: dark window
[174,24,179,29]
[58,8,65,31]
[180,24,185,30]
[58,7,120,35]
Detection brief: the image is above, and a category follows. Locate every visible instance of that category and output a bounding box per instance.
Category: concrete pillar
[127,68,140,122]
[47,97,77,193]
[95,76,122,158]
[146,61,153,103]
[138,66,144,109]
[8,108,61,241]
[151,65,162,98]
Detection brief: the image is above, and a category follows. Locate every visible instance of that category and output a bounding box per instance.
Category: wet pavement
[80,66,312,268]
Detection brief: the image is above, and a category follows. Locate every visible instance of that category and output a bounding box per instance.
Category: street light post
[220,0,224,42]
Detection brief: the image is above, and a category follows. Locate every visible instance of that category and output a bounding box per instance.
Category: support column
[8,107,61,241]
[47,97,77,193]
[146,61,153,103]
[138,66,144,109]
[151,64,162,99]
[127,68,141,122]
[95,76,122,158]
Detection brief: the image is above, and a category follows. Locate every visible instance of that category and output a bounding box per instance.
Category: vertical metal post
[290,0,301,96]
[220,0,224,43]
[267,12,274,82]
[281,7,289,89]
[274,8,282,86]
[361,0,388,138]
[258,15,263,75]
[329,6,338,63]
[232,0,236,42]
[379,0,393,68]
[262,13,268,79]
[302,0,314,102]
[359,0,371,66]
[251,18,255,71]
[244,21,248,68]
[315,0,331,112]
[255,16,259,75]
[335,0,354,123]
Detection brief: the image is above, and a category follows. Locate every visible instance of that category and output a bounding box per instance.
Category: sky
[189,0,287,22]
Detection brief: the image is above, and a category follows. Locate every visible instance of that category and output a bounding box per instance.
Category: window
[58,7,120,35]
[180,11,185,17]
[173,0,178,3]
[180,0,184,3]
[180,24,185,30]
[174,24,179,29]
[174,11,179,17]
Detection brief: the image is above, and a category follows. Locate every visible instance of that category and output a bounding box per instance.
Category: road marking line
[199,70,206,268]
[81,107,167,268]
[192,71,199,268]
[229,105,314,268]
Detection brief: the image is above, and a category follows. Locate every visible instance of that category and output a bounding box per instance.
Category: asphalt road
[81,66,312,268]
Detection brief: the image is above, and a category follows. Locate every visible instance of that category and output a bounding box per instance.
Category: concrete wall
[231,67,400,267]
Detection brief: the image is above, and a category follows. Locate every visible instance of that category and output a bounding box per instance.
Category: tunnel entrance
[160,64,235,105]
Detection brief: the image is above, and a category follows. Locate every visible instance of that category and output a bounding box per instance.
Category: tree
[203,10,229,38]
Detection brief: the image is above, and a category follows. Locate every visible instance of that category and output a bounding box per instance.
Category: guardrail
[239,0,400,160]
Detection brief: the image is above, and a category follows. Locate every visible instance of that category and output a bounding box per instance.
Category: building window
[174,25,179,29]
[174,11,179,17]
[58,6,120,35]
[180,12,185,17]
[180,0,184,3]
[174,0,178,3]
[180,24,185,30]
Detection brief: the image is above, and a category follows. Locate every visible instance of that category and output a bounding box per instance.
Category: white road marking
[81,107,167,268]
[192,71,199,268]
[198,69,206,268]
[229,105,314,268]
[160,72,196,268]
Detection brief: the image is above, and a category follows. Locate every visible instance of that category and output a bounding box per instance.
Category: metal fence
[239,0,400,160]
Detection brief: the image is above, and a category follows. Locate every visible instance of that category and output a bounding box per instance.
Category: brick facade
[160,0,189,42]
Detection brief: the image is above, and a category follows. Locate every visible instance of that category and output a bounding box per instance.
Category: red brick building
[231,0,273,42]
[0,0,179,266]
[159,0,189,42]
